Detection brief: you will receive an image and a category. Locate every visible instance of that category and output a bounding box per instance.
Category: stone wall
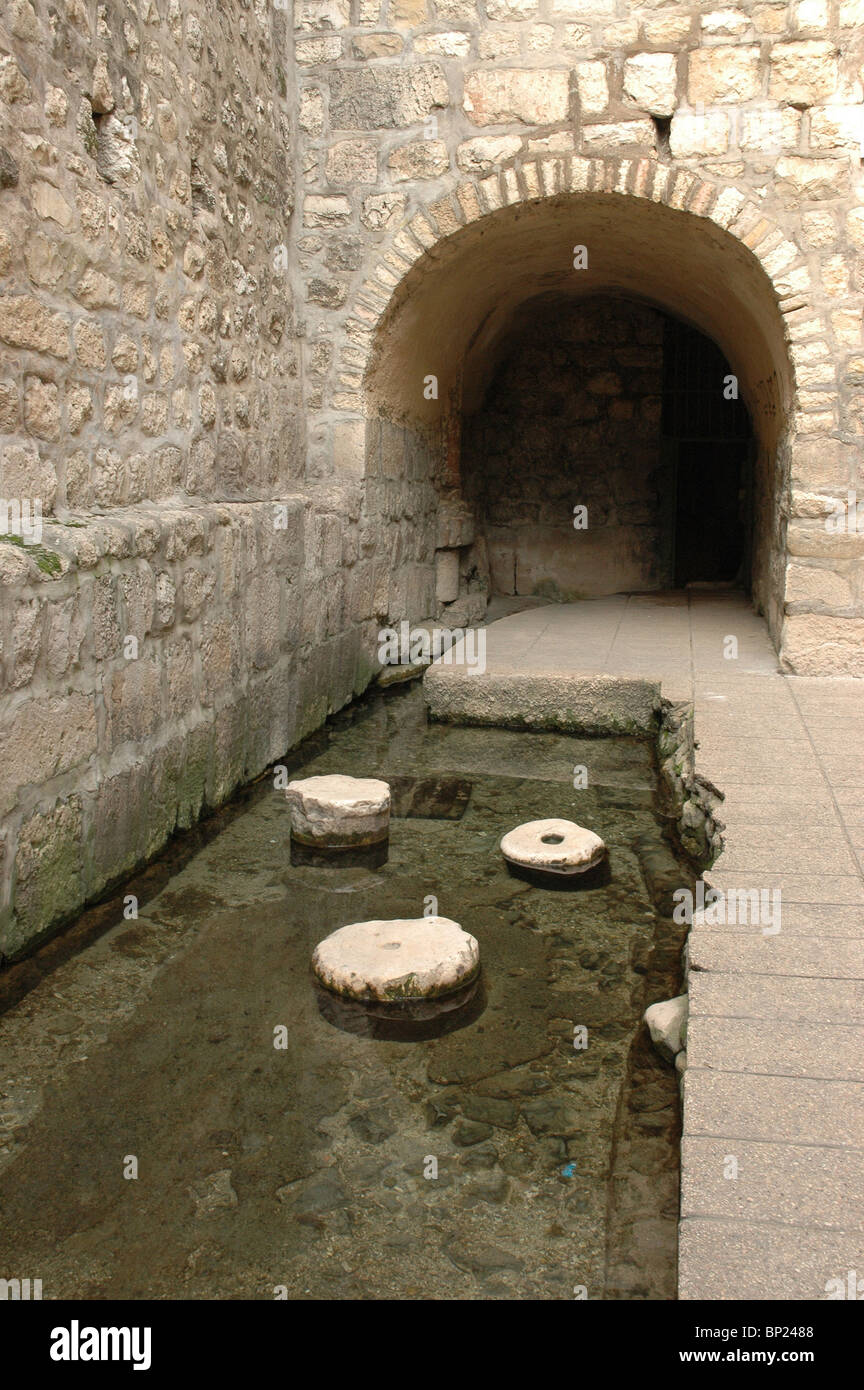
[1,0,303,510]
[0,489,399,957]
[462,293,670,599]
[0,0,441,958]
[294,0,864,672]
[0,0,302,957]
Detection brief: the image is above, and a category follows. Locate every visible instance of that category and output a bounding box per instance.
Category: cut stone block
[286,774,390,848]
[500,817,606,875]
[312,916,480,1001]
[435,547,460,602]
[436,498,475,550]
[679,1218,864,1301]
[424,665,662,734]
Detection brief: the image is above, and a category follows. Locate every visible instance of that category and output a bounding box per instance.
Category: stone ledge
[0,497,311,587]
[423,663,662,734]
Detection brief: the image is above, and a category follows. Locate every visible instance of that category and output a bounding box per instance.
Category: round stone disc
[312,916,480,1002]
[500,818,606,876]
[286,774,391,847]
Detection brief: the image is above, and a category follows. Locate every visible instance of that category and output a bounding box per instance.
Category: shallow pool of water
[0,684,689,1299]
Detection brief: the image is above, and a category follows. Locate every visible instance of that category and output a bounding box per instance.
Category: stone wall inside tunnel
[2,0,864,955]
[462,293,672,602]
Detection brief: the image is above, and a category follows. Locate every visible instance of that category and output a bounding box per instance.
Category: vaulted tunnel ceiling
[365,192,794,451]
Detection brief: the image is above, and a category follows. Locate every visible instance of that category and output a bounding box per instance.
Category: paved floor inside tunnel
[481,588,779,699]
[0,685,689,1301]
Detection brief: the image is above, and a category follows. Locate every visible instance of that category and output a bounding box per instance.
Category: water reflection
[504,856,613,891]
[290,838,390,870]
[315,972,486,1041]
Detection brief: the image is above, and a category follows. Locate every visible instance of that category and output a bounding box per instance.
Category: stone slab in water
[632,834,690,915]
[500,818,606,876]
[423,666,661,734]
[312,916,480,1002]
[286,773,390,848]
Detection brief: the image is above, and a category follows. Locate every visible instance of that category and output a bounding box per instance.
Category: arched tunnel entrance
[360,185,795,647]
[461,291,754,603]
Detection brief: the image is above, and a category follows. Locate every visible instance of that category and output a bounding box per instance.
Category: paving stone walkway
[456,591,864,1300]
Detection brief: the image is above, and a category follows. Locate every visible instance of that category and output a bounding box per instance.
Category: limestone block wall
[1,0,303,509]
[0,0,428,958]
[294,0,864,673]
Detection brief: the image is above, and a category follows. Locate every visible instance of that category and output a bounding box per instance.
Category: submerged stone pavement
[434,591,864,1300]
[0,690,685,1301]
